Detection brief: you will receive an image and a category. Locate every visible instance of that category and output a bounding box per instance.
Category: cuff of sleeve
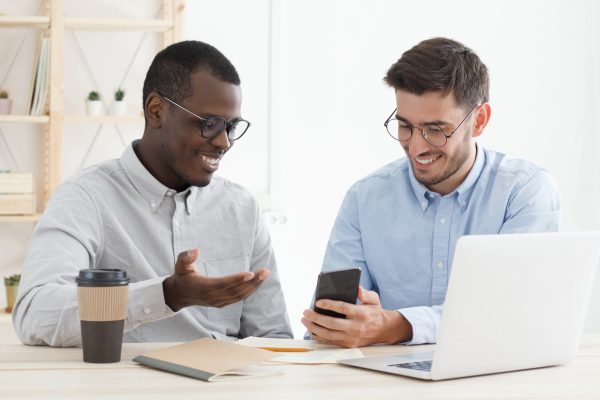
[398,306,438,345]
[126,277,177,327]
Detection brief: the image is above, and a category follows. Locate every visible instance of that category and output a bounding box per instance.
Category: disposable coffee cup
[76,269,129,363]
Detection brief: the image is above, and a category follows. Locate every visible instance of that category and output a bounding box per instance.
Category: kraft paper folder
[133,338,280,382]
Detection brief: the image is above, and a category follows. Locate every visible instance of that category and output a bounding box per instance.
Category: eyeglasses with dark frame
[384,104,480,147]
[157,92,251,141]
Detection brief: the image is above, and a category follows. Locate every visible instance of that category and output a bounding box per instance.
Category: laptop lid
[430,231,600,380]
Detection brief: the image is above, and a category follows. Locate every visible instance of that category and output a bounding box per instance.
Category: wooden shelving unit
[0,0,185,219]
[0,115,49,124]
[64,17,173,31]
[0,15,49,28]
[0,214,41,223]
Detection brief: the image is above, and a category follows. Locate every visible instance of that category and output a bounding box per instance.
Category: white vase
[0,99,12,114]
[86,100,103,117]
[111,101,127,117]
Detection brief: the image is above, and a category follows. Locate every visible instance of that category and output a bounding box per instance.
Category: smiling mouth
[200,154,221,171]
[414,154,442,166]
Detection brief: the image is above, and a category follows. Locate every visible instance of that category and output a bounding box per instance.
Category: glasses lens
[385,119,412,142]
[422,125,447,146]
[227,120,250,140]
[201,117,227,138]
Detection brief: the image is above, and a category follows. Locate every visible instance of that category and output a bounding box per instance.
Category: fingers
[199,268,271,307]
[300,311,359,348]
[303,308,350,331]
[314,298,358,319]
[175,249,200,274]
[255,268,270,280]
[357,286,381,306]
[301,315,348,341]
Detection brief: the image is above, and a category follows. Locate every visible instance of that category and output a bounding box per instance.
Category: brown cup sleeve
[77,286,128,321]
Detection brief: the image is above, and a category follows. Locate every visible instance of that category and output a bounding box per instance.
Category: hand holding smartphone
[313,267,361,318]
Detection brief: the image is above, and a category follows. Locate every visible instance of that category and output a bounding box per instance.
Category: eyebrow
[395,114,452,127]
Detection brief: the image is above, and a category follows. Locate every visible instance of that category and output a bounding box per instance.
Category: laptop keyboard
[388,360,433,371]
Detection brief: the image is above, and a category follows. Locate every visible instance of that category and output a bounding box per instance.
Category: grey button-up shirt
[13,142,292,346]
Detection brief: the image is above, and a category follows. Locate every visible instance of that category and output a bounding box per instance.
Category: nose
[406,127,432,156]
[210,129,231,151]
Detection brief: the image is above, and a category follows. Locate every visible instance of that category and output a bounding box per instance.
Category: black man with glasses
[302,37,559,348]
[14,41,292,346]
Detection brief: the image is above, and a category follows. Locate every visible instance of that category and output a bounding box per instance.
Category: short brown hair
[384,37,489,108]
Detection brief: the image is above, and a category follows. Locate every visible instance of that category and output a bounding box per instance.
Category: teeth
[415,156,438,165]
[201,155,219,166]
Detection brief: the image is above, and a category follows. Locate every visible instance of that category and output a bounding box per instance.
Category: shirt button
[421,201,427,208]
[143,306,152,314]
[437,261,444,268]
[440,217,446,224]
[150,201,156,208]
[166,191,174,197]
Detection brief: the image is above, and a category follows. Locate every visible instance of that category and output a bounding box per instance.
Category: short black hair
[384,37,489,108]
[142,40,240,108]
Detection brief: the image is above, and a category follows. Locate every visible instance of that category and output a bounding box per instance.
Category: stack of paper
[237,337,364,364]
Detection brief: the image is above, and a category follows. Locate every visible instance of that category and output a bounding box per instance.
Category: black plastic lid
[76,269,129,287]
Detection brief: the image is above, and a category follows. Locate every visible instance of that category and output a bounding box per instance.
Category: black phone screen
[313,267,361,318]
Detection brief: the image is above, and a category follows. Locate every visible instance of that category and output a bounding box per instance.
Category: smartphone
[313,267,361,318]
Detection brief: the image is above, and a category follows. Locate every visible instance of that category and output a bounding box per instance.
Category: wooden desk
[1,334,600,399]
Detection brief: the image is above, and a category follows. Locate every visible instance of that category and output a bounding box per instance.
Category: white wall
[1,0,599,339]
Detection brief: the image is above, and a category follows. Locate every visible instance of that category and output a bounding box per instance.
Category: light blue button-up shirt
[321,145,560,344]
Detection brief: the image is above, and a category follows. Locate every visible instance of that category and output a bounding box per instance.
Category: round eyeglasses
[384,104,479,147]
[158,93,251,141]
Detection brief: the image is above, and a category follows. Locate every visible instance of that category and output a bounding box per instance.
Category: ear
[471,103,491,138]
[144,92,164,129]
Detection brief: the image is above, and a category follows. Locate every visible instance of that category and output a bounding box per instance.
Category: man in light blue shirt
[301,37,560,347]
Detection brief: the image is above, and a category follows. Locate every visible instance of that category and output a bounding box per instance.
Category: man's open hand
[163,249,270,312]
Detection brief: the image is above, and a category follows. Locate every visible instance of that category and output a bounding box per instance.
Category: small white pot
[111,101,127,117]
[0,98,12,114]
[86,100,103,117]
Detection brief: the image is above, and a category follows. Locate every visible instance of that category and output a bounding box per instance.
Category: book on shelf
[28,35,50,116]
[133,338,282,382]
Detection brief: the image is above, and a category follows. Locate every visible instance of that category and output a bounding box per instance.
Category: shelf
[0,15,50,29]
[64,18,173,32]
[0,214,41,222]
[0,115,49,124]
[64,115,145,125]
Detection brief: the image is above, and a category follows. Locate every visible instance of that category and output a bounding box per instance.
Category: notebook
[339,231,600,380]
[133,338,282,382]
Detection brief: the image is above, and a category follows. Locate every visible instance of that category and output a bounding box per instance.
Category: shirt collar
[408,142,485,212]
[120,141,197,214]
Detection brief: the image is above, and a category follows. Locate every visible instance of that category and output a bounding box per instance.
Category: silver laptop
[339,231,600,380]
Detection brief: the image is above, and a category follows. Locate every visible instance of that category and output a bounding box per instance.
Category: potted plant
[111,87,126,116]
[86,90,103,117]
[4,273,20,313]
[0,90,12,115]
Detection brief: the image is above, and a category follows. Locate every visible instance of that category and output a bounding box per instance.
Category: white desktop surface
[1,315,600,399]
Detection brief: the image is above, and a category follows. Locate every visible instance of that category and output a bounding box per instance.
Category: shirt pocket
[202,255,249,321]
